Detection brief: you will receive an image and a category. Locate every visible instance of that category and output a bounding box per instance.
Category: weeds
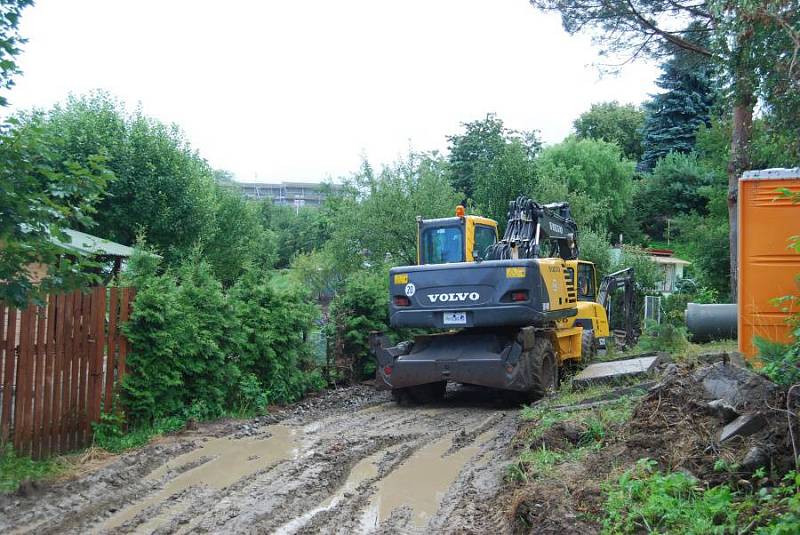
[92,413,185,453]
[602,460,800,534]
[0,444,67,493]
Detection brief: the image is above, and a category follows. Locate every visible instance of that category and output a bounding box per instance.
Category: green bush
[327,268,390,381]
[120,266,184,424]
[120,249,325,426]
[173,256,234,418]
[228,267,322,404]
[756,336,800,387]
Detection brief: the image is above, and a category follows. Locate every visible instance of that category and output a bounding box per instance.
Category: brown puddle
[99,424,298,532]
[360,430,496,530]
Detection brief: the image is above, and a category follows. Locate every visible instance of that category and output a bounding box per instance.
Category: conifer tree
[640,48,715,171]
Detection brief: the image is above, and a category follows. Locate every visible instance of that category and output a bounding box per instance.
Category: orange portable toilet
[738,168,800,360]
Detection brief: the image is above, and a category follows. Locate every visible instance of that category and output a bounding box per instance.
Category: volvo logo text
[428,292,480,303]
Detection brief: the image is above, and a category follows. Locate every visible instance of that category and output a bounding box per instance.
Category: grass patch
[682,339,738,360]
[92,413,186,453]
[512,378,639,482]
[0,444,67,493]
[602,460,800,534]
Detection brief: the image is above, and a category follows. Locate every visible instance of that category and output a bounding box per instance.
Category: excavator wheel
[391,381,446,405]
[526,338,558,401]
[581,329,597,363]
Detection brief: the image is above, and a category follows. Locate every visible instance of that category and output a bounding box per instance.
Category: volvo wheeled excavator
[371,196,628,403]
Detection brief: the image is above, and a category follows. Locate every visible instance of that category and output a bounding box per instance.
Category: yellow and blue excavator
[372,196,630,403]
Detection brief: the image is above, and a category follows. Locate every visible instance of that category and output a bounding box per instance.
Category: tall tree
[573,101,645,161]
[446,114,540,224]
[1,1,114,306]
[325,151,461,272]
[24,92,218,266]
[529,0,800,300]
[535,137,636,234]
[0,0,32,106]
[640,47,716,171]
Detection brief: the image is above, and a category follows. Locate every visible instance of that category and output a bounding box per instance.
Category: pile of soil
[510,361,797,534]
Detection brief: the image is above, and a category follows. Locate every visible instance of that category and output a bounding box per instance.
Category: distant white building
[237,181,340,207]
[610,247,691,295]
[648,249,691,294]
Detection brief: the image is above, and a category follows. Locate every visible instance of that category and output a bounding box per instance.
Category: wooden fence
[0,287,134,459]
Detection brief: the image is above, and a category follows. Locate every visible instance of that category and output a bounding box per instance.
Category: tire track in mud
[2,385,518,534]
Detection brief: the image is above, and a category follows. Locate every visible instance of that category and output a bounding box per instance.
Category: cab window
[577,263,596,300]
[473,225,496,259]
[422,227,463,264]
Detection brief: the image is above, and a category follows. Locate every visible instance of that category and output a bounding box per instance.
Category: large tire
[527,338,558,401]
[581,329,597,364]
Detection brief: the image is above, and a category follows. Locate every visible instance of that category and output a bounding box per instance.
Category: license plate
[443,311,467,325]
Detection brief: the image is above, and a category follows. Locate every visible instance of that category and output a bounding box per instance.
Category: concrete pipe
[685,303,737,342]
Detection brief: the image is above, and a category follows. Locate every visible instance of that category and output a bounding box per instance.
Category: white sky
[7,0,658,182]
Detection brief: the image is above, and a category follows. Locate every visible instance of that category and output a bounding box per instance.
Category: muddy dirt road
[2,385,518,534]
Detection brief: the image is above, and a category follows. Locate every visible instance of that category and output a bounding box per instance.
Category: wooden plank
[51,294,65,455]
[71,292,85,450]
[14,306,35,456]
[118,288,131,378]
[66,292,79,452]
[42,294,57,458]
[33,305,47,459]
[23,305,37,456]
[0,306,15,444]
[104,287,118,414]
[88,287,105,435]
[78,291,93,449]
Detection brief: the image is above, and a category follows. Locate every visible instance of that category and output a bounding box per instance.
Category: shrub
[228,267,322,404]
[120,250,324,426]
[120,268,184,424]
[327,268,389,381]
[173,256,234,418]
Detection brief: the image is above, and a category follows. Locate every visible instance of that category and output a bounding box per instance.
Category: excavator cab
[416,206,498,265]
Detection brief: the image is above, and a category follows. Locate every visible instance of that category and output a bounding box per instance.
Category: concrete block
[707,399,739,423]
[573,356,659,387]
[693,363,778,409]
[720,413,767,443]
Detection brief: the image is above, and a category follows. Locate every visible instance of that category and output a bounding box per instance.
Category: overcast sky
[7,0,658,182]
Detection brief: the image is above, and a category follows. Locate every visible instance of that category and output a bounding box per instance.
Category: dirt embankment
[509,360,796,534]
[1,385,520,534]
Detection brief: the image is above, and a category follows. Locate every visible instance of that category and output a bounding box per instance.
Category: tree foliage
[204,184,275,286]
[635,152,717,241]
[24,92,218,266]
[446,114,540,224]
[325,153,461,273]
[573,101,645,161]
[0,0,32,106]
[535,137,636,234]
[640,46,716,171]
[266,203,330,269]
[0,118,112,306]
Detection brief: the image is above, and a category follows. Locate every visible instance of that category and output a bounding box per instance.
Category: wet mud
[1,384,518,534]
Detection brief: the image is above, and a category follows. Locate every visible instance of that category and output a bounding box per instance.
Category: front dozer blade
[371,330,535,393]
